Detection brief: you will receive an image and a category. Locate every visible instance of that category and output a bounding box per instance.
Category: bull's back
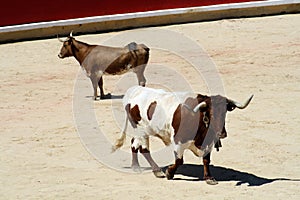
[123,86,168,108]
[123,86,193,133]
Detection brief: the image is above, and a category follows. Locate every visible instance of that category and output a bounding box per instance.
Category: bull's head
[57,31,75,58]
[192,94,253,140]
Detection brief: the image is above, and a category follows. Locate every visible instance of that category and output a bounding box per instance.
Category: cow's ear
[67,37,73,45]
[227,102,236,111]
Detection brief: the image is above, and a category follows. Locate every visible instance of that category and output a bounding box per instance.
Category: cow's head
[57,31,75,58]
[194,94,253,140]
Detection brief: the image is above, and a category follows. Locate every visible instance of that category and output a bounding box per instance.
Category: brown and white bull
[58,32,149,100]
[113,86,253,184]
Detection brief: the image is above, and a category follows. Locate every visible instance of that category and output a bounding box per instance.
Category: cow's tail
[141,44,150,53]
[112,114,128,152]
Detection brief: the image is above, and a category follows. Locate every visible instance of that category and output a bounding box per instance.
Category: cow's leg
[134,65,146,87]
[98,76,111,99]
[90,76,98,100]
[166,154,183,180]
[203,153,218,185]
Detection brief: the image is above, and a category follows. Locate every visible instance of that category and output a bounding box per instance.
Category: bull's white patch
[131,136,149,150]
[188,142,205,157]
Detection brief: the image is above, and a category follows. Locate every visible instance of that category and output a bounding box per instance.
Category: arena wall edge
[0,0,299,43]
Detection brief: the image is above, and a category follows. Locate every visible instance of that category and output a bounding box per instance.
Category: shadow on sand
[162,164,300,186]
[85,94,124,100]
[109,94,124,100]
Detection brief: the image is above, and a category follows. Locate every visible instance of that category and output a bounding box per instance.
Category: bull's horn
[182,101,207,114]
[70,30,73,37]
[57,35,66,42]
[193,102,207,112]
[229,94,254,109]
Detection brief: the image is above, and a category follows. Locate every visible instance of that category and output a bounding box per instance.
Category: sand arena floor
[1,14,300,199]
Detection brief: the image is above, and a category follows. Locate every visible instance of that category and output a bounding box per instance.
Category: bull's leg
[166,144,185,180]
[131,138,141,172]
[131,136,164,177]
[140,147,165,178]
[98,77,111,99]
[166,155,183,180]
[203,153,218,185]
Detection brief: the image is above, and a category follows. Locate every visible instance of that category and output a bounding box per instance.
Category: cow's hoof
[165,169,174,180]
[153,170,165,178]
[205,177,218,185]
[100,93,112,99]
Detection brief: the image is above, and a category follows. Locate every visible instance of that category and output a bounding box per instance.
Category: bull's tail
[112,114,128,152]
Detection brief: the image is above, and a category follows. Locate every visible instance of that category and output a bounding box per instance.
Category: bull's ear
[199,104,208,112]
[227,102,236,111]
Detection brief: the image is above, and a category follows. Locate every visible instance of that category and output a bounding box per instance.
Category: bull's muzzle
[217,131,227,139]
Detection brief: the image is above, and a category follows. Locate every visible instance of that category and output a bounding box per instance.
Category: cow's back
[82,45,127,71]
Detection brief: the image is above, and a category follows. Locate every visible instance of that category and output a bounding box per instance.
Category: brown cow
[113,86,253,184]
[58,32,149,100]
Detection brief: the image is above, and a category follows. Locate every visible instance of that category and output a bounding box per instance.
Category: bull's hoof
[100,93,112,100]
[205,177,218,185]
[153,170,165,178]
[131,165,142,173]
[165,169,174,180]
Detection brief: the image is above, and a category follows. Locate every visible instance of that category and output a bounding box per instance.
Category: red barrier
[1,0,259,27]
